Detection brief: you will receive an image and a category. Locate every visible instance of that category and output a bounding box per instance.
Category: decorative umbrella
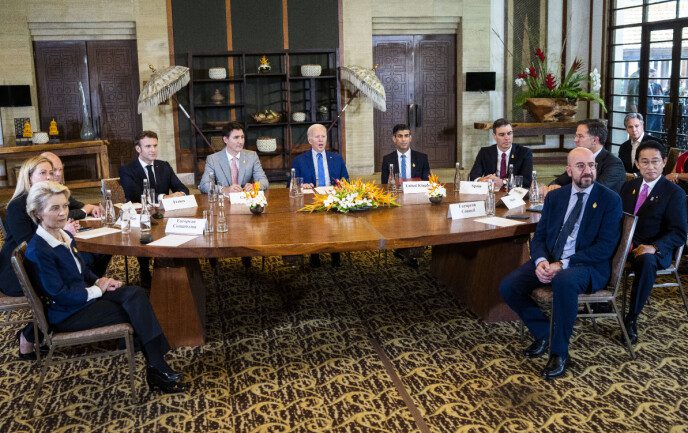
[328,65,386,131]
[137,64,211,148]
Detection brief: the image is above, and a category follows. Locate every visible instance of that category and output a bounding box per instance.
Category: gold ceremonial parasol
[329,65,386,131]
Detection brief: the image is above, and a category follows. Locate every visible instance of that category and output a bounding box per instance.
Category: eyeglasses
[574,134,590,140]
[637,159,663,167]
[572,162,598,171]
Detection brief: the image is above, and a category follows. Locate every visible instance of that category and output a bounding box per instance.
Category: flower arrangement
[514,48,606,111]
[427,173,446,198]
[241,182,267,209]
[300,179,400,213]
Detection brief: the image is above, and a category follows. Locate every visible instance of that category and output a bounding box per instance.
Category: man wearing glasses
[500,147,622,379]
[620,141,687,345]
[547,119,626,194]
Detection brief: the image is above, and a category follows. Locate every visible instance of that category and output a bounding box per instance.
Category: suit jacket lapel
[410,151,418,177]
[489,145,499,173]
[218,150,232,185]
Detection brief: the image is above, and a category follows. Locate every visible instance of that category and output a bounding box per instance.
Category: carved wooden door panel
[33,41,90,140]
[87,40,141,172]
[373,34,456,169]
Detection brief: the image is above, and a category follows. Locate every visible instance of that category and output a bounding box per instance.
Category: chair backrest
[0,214,6,239]
[609,213,638,294]
[664,147,680,175]
[671,237,687,268]
[101,177,126,204]
[11,242,51,338]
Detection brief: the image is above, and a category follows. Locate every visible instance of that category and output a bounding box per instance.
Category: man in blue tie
[619,141,687,344]
[499,147,622,379]
[380,124,431,184]
[292,123,349,267]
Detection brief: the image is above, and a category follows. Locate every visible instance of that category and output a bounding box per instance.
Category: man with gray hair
[617,113,664,175]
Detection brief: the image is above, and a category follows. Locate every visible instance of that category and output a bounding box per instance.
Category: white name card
[447,200,486,220]
[162,195,197,211]
[116,214,141,228]
[508,187,528,199]
[164,218,206,235]
[228,191,265,204]
[314,186,335,195]
[402,181,431,194]
[501,194,526,209]
[459,181,489,195]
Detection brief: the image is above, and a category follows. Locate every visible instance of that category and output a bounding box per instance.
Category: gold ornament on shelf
[22,120,32,138]
[258,55,272,73]
[49,118,59,136]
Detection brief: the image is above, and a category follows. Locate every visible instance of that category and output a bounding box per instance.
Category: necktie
[400,154,407,180]
[317,153,326,187]
[146,165,156,192]
[231,157,239,186]
[634,184,649,215]
[500,152,507,179]
[552,192,585,261]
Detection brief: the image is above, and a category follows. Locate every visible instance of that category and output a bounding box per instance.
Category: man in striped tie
[620,141,687,344]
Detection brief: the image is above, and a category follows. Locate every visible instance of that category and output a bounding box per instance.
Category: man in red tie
[620,140,687,344]
[469,118,533,189]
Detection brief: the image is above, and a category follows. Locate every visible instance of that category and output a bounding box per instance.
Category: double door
[373,35,456,169]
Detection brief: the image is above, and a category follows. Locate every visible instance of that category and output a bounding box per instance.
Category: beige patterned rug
[1,251,687,432]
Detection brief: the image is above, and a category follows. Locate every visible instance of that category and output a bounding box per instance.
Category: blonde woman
[24,181,186,393]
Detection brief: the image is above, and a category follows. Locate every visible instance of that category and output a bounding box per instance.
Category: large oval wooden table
[76,187,540,347]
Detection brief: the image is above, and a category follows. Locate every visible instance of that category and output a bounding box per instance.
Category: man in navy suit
[620,141,687,344]
[499,147,622,379]
[291,123,349,267]
[292,123,349,189]
[380,124,430,184]
[617,113,664,175]
[548,119,626,193]
[119,131,190,286]
[469,118,533,189]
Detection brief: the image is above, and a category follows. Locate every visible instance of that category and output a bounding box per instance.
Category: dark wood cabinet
[188,49,341,182]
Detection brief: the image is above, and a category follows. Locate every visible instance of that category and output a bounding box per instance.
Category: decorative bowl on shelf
[32,132,49,144]
[208,67,227,79]
[300,64,322,77]
[252,110,282,123]
[210,89,225,104]
[256,136,277,152]
[292,112,306,122]
[206,120,229,129]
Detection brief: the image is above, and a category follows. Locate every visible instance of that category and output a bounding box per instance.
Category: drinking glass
[513,175,524,189]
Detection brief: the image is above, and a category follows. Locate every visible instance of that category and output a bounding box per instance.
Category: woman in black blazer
[23,181,186,393]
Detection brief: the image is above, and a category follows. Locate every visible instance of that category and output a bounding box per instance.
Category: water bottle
[289,168,299,198]
[208,171,217,204]
[529,170,541,204]
[104,189,115,226]
[387,163,396,193]
[140,194,151,233]
[454,162,462,193]
[215,196,228,233]
[142,178,150,201]
[120,208,131,234]
[485,180,496,215]
[507,163,515,192]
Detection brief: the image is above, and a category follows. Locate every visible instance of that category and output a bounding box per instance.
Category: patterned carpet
[1,251,688,432]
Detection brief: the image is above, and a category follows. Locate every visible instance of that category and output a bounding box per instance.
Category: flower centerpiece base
[429,196,444,204]
[250,205,264,215]
[524,98,578,122]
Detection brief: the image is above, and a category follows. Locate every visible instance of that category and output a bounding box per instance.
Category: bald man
[41,152,102,219]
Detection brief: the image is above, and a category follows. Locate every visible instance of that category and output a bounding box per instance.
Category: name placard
[116,213,141,228]
[314,186,335,195]
[501,194,526,209]
[447,200,486,220]
[162,195,197,211]
[459,181,489,195]
[508,187,528,199]
[402,181,431,194]
[227,191,265,204]
[164,218,206,235]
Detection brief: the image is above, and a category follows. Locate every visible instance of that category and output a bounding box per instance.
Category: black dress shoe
[309,254,321,268]
[542,353,568,379]
[524,338,548,358]
[331,253,341,268]
[146,366,188,393]
[241,256,252,269]
[17,331,48,361]
[623,316,638,345]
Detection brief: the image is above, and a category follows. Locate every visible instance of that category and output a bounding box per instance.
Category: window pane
[681,0,688,17]
[611,128,629,144]
[613,44,641,62]
[614,0,642,7]
[650,28,674,42]
[614,6,643,25]
[612,26,642,44]
[611,95,632,112]
[611,61,640,78]
[648,1,678,22]
[612,111,631,128]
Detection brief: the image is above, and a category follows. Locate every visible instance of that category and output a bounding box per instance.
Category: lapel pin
[592,202,597,209]
[632,189,636,195]
[412,163,416,168]
[511,154,515,159]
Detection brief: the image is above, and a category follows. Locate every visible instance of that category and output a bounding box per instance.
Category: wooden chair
[100,177,131,282]
[664,147,680,175]
[11,242,137,416]
[527,213,638,358]
[623,237,688,317]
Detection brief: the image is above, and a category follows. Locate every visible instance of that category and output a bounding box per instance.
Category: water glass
[120,209,131,234]
[203,208,214,234]
[296,177,304,196]
[513,175,524,189]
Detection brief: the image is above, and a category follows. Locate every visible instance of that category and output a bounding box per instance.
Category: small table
[0,140,110,188]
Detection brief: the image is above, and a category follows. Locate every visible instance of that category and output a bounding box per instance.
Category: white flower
[589,68,601,92]
[514,78,526,87]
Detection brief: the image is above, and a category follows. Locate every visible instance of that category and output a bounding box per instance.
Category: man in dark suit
[469,118,533,189]
[119,131,190,287]
[380,124,430,184]
[618,113,664,175]
[292,123,349,267]
[499,147,622,379]
[548,119,626,193]
[620,141,687,344]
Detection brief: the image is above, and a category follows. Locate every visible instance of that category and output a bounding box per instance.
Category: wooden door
[373,34,456,169]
